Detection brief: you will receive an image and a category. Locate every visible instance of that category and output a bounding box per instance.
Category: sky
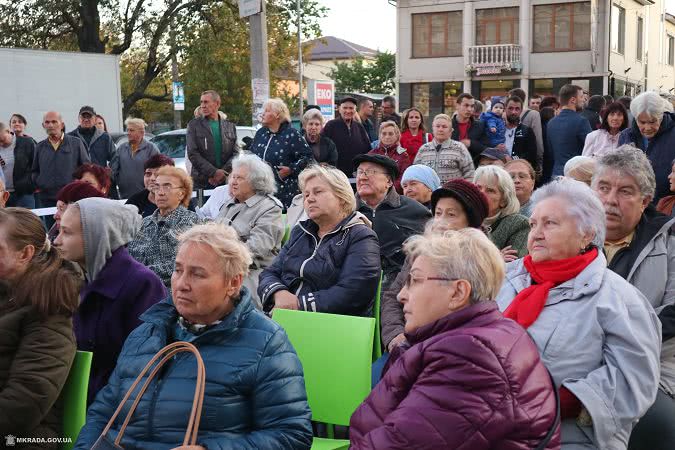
[317,0,397,52]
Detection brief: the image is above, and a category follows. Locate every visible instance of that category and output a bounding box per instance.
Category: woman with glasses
[216,154,284,309]
[259,165,380,316]
[350,229,560,449]
[128,166,200,287]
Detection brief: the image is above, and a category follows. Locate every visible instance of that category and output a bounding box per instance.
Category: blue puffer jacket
[259,212,381,316]
[74,288,313,450]
[481,111,506,147]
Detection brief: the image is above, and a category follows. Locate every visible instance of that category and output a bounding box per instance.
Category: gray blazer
[497,252,661,450]
[186,116,239,188]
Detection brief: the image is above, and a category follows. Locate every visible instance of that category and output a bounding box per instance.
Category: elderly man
[0,121,35,208]
[619,91,675,203]
[592,145,675,450]
[354,154,431,288]
[111,118,160,199]
[323,97,371,177]
[451,93,489,163]
[32,111,90,210]
[67,106,115,168]
[187,90,239,189]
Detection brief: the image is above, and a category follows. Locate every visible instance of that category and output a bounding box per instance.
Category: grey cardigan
[497,253,661,449]
[111,139,159,199]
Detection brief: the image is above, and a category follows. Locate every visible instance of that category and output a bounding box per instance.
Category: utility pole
[171,52,182,129]
[248,1,270,127]
[297,0,303,118]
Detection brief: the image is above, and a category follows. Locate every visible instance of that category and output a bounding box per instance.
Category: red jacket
[350,302,560,450]
[399,130,432,162]
[368,145,411,194]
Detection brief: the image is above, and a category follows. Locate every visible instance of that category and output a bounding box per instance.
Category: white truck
[0,47,123,140]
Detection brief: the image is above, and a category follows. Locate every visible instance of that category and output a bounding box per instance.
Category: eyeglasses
[404,273,457,288]
[151,183,182,194]
[355,168,387,178]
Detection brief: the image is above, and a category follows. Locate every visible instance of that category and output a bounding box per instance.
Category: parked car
[151,127,257,174]
[110,131,155,149]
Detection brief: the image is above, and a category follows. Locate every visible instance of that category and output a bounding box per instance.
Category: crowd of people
[2,85,675,449]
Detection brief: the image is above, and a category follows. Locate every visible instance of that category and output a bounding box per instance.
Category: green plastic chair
[281,213,291,245]
[273,309,374,450]
[61,351,93,450]
[372,271,384,361]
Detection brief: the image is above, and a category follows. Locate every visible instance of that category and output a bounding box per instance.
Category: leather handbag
[90,341,206,449]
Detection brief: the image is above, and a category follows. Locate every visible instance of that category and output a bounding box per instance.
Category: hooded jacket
[350,301,560,449]
[258,212,381,316]
[497,253,661,449]
[73,289,313,450]
[68,127,116,167]
[482,110,506,146]
[618,112,675,202]
[74,198,167,403]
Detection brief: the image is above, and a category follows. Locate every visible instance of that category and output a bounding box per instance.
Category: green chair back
[273,309,374,426]
[372,272,383,361]
[281,213,291,245]
[61,351,93,450]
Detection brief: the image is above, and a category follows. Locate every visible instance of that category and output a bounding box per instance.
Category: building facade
[396,0,675,119]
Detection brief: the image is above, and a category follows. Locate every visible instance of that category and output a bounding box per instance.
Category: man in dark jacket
[354,154,431,288]
[68,106,116,168]
[503,96,538,171]
[0,122,35,208]
[381,96,402,127]
[451,93,490,163]
[322,97,371,177]
[187,90,239,189]
[358,98,378,142]
[580,95,606,130]
[547,84,592,177]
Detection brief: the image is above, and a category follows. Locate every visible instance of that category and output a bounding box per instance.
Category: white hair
[231,152,277,195]
[473,165,520,216]
[302,109,324,126]
[264,98,291,124]
[532,177,606,248]
[124,117,147,130]
[631,91,668,121]
[592,145,656,199]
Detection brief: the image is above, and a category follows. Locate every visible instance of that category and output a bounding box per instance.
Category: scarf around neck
[504,248,598,328]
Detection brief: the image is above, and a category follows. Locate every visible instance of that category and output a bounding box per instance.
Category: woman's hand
[277,166,292,179]
[501,245,519,263]
[273,290,299,310]
[388,333,407,352]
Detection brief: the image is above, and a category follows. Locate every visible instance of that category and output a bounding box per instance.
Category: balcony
[466,44,522,76]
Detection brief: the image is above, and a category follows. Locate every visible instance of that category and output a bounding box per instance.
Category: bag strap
[534,367,560,450]
[98,341,205,446]
[522,110,531,121]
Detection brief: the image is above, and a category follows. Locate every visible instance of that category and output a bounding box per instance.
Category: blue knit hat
[401,165,441,191]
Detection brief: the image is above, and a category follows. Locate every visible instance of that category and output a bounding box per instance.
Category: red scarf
[504,248,598,329]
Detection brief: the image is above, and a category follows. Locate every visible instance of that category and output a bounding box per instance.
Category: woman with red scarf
[368,121,410,193]
[496,177,661,449]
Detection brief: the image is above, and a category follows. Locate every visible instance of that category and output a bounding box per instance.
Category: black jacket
[509,123,538,171]
[451,116,490,163]
[322,117,371,177]
[11,136,36,195]
[580,108,601,130]
[186,116,239,188]
[68,127,115,167]
[302,131,338,167]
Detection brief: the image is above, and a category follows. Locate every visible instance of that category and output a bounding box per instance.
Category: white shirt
[582,129,621,158]
[196,184,231,219]
[504,127,516,156]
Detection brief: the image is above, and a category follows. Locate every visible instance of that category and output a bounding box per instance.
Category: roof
[666,13,675,26]
[304,36,378,61]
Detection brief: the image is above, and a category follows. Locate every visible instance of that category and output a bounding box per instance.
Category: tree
[328,52,396,95]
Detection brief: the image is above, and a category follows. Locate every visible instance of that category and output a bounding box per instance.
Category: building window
[533,2,591,52]
[533,79,555,97]
[412,11,463,58]
[478,80,516,101]
[611,4,626,54]
[669,35,675,66]
[476,8,519,45]
[636,17,643,61]
[443,82,462,116]
[412,84,431,118]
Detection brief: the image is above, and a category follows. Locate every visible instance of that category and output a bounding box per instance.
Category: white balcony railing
[467,44,522,74]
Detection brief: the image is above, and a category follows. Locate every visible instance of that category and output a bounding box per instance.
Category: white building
[394,0,675,119]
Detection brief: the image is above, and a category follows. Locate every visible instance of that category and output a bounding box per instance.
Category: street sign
[238,0,261,18]
[308,80,335,122]
[172,81,185,111]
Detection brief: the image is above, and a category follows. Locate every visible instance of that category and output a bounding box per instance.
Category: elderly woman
[582,102,629,158]
[368,121,411,193]
[619,91,675,202]
[400,164,441,209]
[216,153,283,309]
[48,180,105,242]
[505,159,536,217]
[74,223,313,449]
[259,165,381,316]
[351,229,560,449]
[55,198,166,404]
[128,166,200,287]
[125,154,176,217]
[302,108,337,166]
[564,155,596,186]
[111,117,160,199]
[496,178,661,449]
[73,162,112,196]
[0,208,82,446]
[250,98,313,208]
[473,165,529,257]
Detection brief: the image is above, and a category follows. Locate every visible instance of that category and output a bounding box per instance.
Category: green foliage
[328,52,396,95]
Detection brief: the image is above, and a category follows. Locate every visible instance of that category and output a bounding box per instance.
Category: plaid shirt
[128,206,201,287]
[413,139,475,183]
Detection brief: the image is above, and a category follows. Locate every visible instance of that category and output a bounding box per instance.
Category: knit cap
[401,165,441,191]
[430,179,490,229]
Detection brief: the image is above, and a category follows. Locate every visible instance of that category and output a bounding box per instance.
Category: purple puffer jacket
[350,301,561,450]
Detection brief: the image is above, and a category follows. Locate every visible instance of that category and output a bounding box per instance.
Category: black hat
[430,179,489,229]
[479,148,509,163]
[78,106,96,116]
[353,153,399,180]
[339,96,358,106]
